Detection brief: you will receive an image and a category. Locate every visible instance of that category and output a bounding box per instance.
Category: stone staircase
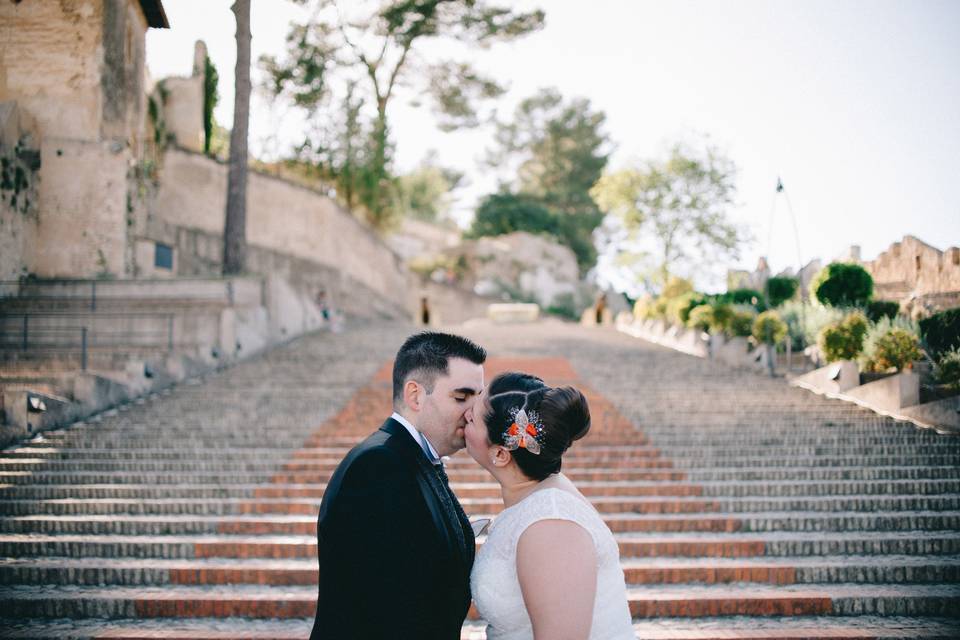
[0,320,957,639]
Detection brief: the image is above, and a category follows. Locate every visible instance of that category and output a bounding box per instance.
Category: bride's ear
[490,445,511,468]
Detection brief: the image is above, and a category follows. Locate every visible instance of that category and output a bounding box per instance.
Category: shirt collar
[391,412,441,464]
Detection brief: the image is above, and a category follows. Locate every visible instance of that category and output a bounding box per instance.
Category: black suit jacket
[309,418,475,640]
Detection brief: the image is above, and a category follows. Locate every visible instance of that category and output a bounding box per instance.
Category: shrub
[779,301,844,350]
[870,328,923,372]
[765,276,799,307]
[811,262,873,307]
[752,310,788,346]
[546,292,579,321]
[817,312,869,362]
[729,308,757,338]
[710,303,734,334]
[719,288,766,310]
[687,304,714,332]
[860,316,922,373]
[919,307,960,359]
[661,276,694,299]
[934,347,960,389]
[633,296,654,320]
[865,300,900,323]
[667,292,706,326]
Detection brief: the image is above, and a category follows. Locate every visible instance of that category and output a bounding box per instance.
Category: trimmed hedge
[865,300,900,322]
[919,307,960,358]
[765,276,799,307]
[812,262,873,307]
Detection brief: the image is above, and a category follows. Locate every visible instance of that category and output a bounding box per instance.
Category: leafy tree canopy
[811,262,873,307]
[392,154,463,223]
[261,0,544,229]
[467,192,557,238]
[591,141,745,292]
[473,88,610,271]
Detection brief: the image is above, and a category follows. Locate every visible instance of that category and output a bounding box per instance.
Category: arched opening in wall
[916,255,922,275]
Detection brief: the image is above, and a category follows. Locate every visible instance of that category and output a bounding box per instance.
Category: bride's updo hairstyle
[484,372,591,481]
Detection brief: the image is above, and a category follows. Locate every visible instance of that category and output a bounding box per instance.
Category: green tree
[392,157,463,223]
[811,262,874,307]
[262,0,544,229]
[765,276,799,308]
[203,56,219,156]
[590,142,744,290]
[467,192,556,238]
[481,88,610,270]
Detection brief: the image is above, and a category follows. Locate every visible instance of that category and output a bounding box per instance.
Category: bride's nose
[464,405,473,422]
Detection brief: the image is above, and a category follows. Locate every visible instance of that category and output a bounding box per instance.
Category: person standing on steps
[309,331,486,640]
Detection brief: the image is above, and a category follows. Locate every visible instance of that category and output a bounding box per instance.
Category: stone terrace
[0,319,958,639]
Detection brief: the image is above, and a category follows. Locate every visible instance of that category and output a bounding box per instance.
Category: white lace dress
[470,487,635,640]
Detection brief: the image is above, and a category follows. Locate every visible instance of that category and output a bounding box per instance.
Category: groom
[309,331,486,640]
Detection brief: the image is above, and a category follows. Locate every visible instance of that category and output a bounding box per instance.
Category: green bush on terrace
[817,312,869,363]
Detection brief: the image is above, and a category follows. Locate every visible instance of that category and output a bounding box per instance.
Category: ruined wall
[863,236,960,297]
[150,147,411,313]
[0,0,149,278]
[0,103,41,281]
[159,41,205,153]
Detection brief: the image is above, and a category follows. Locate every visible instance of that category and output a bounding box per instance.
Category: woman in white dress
[463,372,635,640]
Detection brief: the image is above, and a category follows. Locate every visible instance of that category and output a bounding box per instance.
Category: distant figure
[421,296,431,326]
[316,289,331,322]
[594,293,607,325]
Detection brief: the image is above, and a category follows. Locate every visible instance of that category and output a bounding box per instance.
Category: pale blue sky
[147,0,960,290]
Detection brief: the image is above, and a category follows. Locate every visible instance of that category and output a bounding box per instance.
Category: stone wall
[0,103,40,281]
[148,147,411,315]
[159,42,205,153]
[0,0,152,278]
[860,236,960,298]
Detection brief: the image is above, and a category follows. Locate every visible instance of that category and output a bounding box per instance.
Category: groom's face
[418,357,484,457]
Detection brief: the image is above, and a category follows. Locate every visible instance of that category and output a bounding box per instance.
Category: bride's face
[464,389,495,466]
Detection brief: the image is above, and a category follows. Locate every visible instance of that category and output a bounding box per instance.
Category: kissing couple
[309,332,635,640]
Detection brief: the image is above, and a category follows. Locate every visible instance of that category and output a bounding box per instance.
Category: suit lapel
[380,419,465,561]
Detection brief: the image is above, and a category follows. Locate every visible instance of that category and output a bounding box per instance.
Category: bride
[463,372,635,640]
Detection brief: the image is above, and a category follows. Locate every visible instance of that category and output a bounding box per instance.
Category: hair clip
[502,407,544,455]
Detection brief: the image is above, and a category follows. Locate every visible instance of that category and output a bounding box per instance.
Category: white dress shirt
[390,412,441,464]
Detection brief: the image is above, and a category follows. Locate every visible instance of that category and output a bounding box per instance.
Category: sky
[146,0,960,292]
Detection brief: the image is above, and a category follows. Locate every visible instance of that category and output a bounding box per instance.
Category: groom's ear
[403,379,422,412]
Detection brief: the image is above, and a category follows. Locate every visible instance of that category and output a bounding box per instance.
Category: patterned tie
[417,432,473,562]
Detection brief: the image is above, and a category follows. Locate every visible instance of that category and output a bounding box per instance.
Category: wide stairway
[0,320,958,638]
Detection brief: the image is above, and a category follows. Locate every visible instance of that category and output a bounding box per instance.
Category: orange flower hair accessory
[502,407,544,455]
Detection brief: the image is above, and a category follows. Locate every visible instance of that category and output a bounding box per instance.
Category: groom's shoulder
[338,424,411,478]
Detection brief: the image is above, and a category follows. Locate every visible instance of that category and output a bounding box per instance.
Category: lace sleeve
[502,488,601,551]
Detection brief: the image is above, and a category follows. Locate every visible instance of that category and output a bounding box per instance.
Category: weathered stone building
[848,236,960,312]
[0,0,168,280]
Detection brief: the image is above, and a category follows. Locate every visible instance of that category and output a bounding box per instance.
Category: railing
[0,312,177,371]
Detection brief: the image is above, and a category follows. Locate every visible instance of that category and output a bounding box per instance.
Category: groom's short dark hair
[393,332,486,403]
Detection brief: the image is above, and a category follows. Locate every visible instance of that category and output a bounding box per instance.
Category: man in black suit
[310,332,486,640]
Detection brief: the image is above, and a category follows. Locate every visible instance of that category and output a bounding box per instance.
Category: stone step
[1,583,957,619]
[9,448,958,469]
[622,583,960,617]
[4,510,959,536]
[5,476,957,501]
[3,555,957,587]
[0,616,956,640]
[627,616,960,640]
[5,459,959,482]
[3,530,957,559]
[4,493,958,516]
